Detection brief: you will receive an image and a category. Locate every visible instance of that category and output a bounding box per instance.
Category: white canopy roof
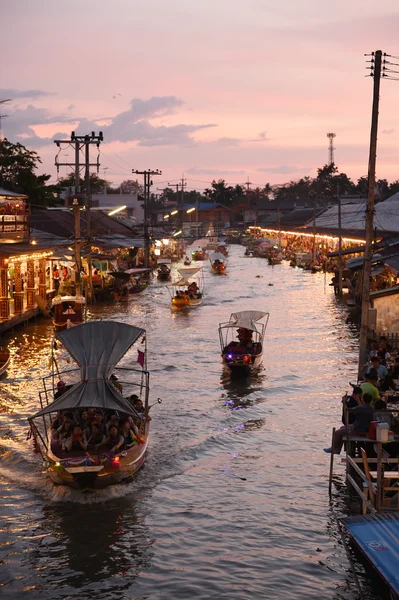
[228,310,268,331]
[52,295,86,306]
[190,239,209,248]
[32,321,145,417]
[210,252,225,262]
[168,266,202,286]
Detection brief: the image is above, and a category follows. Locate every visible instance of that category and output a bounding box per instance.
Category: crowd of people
[324,335,399,454]
[50,394,147,458]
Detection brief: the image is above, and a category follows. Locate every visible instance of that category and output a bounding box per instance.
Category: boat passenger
[93,410,108,437]
[324,393,375,454]
[105,424,124,456]
[379,335,393,354]
[110,373,123,394]
[106,412,120,429]
[87,423,106,449]
[79,409,92,431]
[120,418,139,449]
[65,425,88,452]
[360,371,381,405]
[57,418,75,447]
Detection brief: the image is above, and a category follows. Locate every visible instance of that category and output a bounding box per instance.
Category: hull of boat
[0,349,10,376]
[188,297,203,307]
[46,440,148,491]
[222,353,263,377]
[53,319,84,330]
[192,252,206,261]
[212,264,226,275]
[158,273,171,281]
[171,296,190,309]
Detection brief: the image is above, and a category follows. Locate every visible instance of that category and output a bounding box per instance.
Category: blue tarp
[342,513,399,596]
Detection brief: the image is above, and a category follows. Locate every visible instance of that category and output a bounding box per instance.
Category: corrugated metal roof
[342,513,399,596]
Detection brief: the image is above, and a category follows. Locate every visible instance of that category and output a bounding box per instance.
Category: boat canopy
[125,268,152,274]
[226,310,268,332]
[190,239,209,248]
[168,266,202,286]
[52,295,86,306]
[210,252,225,262]
[157,258,172,265]
[31,321,145,418]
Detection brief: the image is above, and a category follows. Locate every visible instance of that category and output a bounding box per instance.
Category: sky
[1,0,399,193]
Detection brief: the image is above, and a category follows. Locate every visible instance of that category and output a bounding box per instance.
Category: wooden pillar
[0,257,10,321]
[26,260,35,309]
[39,258,47,301]
[13,262,24,315]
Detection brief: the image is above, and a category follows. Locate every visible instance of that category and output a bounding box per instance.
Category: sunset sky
[2,0,399,192]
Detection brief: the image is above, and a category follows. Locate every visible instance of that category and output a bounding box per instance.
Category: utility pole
[133,169,162,268]
[54,131,103,296]
[180,175,186,234]
[337,187,343,296]
[358,50,382,378]
[0,99,11,140]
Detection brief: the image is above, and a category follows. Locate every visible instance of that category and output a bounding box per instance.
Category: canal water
[0,246,388,599]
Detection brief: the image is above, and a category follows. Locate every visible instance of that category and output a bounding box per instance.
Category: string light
[248,227,365,245]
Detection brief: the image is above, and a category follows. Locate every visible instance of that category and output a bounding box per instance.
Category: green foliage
[203,180,244,207]
[58,172,112,194]
[0,138,61,206]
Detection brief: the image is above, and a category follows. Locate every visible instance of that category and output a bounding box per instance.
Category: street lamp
[108,205,127,216]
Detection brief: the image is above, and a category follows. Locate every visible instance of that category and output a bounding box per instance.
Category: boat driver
[236,328,254,351]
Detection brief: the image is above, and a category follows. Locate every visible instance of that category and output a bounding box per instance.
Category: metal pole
[144,173,150,269]
[358,50,382,379]
[85,139,93,301]
[74,141,81,294]
[338,190,343,296]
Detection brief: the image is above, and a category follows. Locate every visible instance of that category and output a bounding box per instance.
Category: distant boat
[51,295,86,330]
[167,266,204,309]
[219,311,269,377]
[209,252,227,275]
[157,258,172,281]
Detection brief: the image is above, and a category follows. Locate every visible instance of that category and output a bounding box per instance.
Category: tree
[57,172,112,194]
[0,138,61,205]
[204,179,243,207]
[120,179,143,195]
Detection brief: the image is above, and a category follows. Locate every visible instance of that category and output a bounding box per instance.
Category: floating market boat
[209,251,227,275]
[110,268,151,300]
[268,249,283,265]
[157,258,172,281]
[28,321,152,491]
[0,347,10,377]
[51,295,86,330]
[167,266,204,309]
[219,311,269,376]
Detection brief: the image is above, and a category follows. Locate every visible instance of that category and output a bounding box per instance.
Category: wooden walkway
[0,307,42,334]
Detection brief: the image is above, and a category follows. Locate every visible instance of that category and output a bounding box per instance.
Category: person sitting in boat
[63,304,75,315]
[105,424,124,456]
[106,412,120,430]
[187,282,199,298]
[87,422,106,450]
[64,425,88,453]
[54,380,72,399]
[93,410,108,437]
[120,418,139,449]
[110,373,123,394]
[57,417,75,448]
[79,409,92,432]
[236,328,254,350]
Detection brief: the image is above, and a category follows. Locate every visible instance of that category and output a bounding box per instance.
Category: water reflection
[28,498,153,595]
[220,370,267,409]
